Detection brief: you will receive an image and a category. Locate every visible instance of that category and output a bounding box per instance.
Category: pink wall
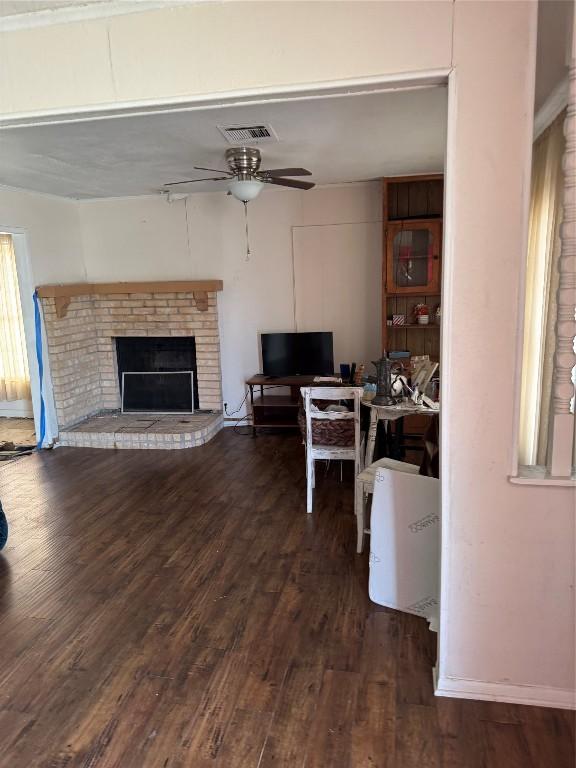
[437,1,575,709]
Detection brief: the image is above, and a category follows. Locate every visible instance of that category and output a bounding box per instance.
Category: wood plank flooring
[0,430,573,767]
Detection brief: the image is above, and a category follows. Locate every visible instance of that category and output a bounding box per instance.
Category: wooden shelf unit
[245,375,349,435]
[382,175,444,361]
[246,375,310,435]
[252,395,298,407]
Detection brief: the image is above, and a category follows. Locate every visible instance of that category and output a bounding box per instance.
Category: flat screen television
[261,332,334,377]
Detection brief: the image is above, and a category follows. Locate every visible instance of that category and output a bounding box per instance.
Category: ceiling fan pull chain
[244,201,251,261]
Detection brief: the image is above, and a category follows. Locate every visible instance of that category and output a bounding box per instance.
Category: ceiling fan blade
[164,176,230,187]
[193,165,233,175]
[265,177,315,190]
[259,168,312,177]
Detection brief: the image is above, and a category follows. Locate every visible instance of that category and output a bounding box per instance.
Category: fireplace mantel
[36,280,223,318]
[36,280,223,297]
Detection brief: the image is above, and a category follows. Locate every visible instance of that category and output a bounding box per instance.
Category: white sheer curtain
[0,233,31,402]
[519,112,565,466]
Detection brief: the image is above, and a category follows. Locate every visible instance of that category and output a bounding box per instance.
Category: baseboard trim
[0,402,33,418]
[435,675,576,711]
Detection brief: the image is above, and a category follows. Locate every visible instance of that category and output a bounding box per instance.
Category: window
[518,110,575,479]
[0,233,30,403]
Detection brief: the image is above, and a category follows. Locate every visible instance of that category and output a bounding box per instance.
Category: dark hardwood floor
[0,430,573,767]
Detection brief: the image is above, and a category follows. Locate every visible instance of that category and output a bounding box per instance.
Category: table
[362,399,440,467]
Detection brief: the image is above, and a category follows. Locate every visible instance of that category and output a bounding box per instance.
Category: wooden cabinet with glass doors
[382,175,443,361]
[386,220,441,295]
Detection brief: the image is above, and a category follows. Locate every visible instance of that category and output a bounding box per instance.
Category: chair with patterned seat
[300,386,364,514]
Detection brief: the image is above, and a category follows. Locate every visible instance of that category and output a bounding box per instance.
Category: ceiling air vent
[217,123,278,145]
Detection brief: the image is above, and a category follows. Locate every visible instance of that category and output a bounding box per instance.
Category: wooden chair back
[300,386,363,452]
[300,386,364,514]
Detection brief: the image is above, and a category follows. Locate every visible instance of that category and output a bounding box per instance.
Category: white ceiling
[0,0,104,16]
[0,0,190,28]
[0,87,447,199]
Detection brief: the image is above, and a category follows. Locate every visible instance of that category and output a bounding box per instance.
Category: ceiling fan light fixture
[228,179,264,202]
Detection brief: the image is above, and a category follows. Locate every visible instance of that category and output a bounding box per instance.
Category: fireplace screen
[121,371,194,414]
[115,337,199,413]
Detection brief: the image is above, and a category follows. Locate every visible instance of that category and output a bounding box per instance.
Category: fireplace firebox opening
[115,337,199,413]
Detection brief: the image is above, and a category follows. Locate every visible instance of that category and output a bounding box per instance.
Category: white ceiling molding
[533,75,569,140]
[0,69,450,130]
[0,0,192,32]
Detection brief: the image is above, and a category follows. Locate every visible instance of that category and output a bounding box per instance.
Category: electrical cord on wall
[224,384,288,417]
[224,389,250,418]
[225,389,253,436]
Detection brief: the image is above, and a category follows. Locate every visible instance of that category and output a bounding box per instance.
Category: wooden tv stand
[246,374,332,436]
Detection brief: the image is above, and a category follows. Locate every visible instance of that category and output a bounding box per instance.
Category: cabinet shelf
[252,395,298,407]
[386,292,441,298]
[387,215,442,224]
[388,324,440,330]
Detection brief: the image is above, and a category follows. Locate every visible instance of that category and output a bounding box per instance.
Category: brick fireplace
[37,281,224,448]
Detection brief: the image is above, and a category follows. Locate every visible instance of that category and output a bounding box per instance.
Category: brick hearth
[59,412,223,450]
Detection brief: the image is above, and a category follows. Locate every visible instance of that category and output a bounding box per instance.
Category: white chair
[355,457,419,553]
[368,466,440,630]
[300,386,364,514]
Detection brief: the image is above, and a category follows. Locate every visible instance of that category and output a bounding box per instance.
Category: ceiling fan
[164,147,315,202]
